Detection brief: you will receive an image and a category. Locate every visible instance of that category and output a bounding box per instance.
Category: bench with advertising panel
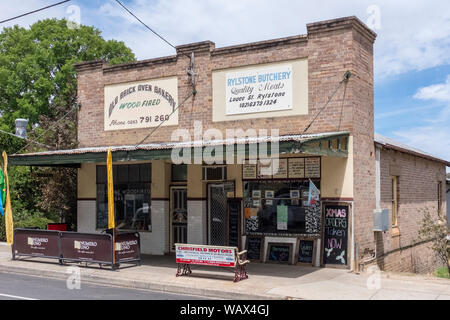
[175,244,250,282]
[12,229,141,270]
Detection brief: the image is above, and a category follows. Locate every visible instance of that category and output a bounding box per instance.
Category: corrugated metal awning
[9,131,350,167]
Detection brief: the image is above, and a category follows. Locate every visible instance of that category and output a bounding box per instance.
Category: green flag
[0,169,5,207]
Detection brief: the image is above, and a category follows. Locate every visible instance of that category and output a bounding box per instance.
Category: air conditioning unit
[373,209,389,232]
[202,166,227,181]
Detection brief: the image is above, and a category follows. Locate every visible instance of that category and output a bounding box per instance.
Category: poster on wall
[225,64,293,116]
[288,158,305,178]
[257,161,273,179]
[323,205,349,266]
[277,205,288,231]
[104,77,178,131]
[243,164,257,179]
[273,158,288,179]
[305,158,321,178]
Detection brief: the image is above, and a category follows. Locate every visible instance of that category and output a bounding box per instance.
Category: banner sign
[225,64,293,116]
[175,244,236,267]
[104,77,178,131]
[115,232,140,262]
[60,233,112,263]
[13,230,60,259]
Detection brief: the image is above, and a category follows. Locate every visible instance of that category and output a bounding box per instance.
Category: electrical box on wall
[373,209,389,232]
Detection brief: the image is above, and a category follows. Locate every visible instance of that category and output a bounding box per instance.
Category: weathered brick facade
[73,16,448,273]
[76,17,375,148]
[371,146,448,273]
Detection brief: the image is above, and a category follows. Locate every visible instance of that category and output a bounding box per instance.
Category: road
[0,272,210,300]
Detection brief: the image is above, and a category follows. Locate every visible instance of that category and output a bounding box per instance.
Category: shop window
[438,181,442,217]
[243,180,320,235]
[391,176,399,226]
[96,164,152,232]
[172,164,187,182]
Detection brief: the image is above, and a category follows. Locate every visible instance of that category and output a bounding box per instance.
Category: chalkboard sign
[297,240,315,264]
[228,200,241,249]
[245,235,263,262]
[267,243,293,264]
[323,205,349,266]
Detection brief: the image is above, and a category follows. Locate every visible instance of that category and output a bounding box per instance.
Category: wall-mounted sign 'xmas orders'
[104,77,178,131]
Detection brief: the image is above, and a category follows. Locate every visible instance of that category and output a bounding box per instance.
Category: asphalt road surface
[0,272,210,300]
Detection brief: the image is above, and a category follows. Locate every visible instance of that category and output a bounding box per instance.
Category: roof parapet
[307,16,377,43]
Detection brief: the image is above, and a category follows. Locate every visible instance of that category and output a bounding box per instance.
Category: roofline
[374,141,450,167]
[8,132,350,166]
[74,16,376,72]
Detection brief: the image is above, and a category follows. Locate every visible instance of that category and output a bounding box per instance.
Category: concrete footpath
[0,243,448,300]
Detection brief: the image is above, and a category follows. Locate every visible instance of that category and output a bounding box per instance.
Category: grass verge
[435,267,450,279]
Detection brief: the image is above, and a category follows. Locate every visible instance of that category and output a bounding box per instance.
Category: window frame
[437,181,442,217]
[172,164,188,182]
[391,176,399,227]
[95,163,152,232]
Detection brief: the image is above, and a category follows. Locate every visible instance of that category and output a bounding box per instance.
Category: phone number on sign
[139,114,170,123]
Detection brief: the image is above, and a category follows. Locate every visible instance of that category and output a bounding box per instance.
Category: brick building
[10,16,449,273]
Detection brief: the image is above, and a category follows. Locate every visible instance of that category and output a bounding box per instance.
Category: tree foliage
[0,19,135,236]
[418,207,450,276]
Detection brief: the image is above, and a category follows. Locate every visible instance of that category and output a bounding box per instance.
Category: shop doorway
[209,184,227,246]
[208,183,239,248]
[170,187,187,251]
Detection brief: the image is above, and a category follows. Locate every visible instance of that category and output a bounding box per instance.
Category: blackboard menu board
[246,236,263,262]
[228,200,241,249]
[323,205,349,266]
[267,243,292,264]
[298,240,314,264]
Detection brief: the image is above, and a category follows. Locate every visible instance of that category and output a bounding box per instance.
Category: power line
[113,0,190,59]
[135,91,195,148]
[301,71,351,136]
[0,0,71,25]
[15,105,79,154]
[0,129,52,149]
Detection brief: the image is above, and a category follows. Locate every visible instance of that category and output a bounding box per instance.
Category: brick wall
[75,17,376,148]
[76,16,381,268]
[371,147,448,273]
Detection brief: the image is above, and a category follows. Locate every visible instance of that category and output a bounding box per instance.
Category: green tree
[418,207,450,277]
[0,19,136,236]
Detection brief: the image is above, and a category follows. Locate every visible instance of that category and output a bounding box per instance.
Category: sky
[1,0,450,170]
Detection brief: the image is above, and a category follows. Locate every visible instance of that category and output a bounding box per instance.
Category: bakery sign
[226,64,293,116]
[104,77,178,131]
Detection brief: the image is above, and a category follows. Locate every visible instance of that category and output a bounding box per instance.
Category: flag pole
[2,152,14,245]
[107,148,116,267]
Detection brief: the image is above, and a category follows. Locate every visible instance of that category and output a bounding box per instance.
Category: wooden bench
[175,244,250,282]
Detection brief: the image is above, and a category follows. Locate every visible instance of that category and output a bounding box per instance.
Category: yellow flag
[107,148,115,230]
[2,152,14,245]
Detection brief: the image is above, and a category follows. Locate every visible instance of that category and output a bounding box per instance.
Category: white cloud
[94,0,450,81]
[414,75,450,102]
[394,76,450,170]
[393,126,450,169]
[2,1,450,81]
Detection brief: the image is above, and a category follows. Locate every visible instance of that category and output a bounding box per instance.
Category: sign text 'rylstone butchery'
[226,64,293,116]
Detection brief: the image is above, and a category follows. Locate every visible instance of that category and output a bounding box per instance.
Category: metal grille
[209,185,227,246]
[172,188,187,247]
